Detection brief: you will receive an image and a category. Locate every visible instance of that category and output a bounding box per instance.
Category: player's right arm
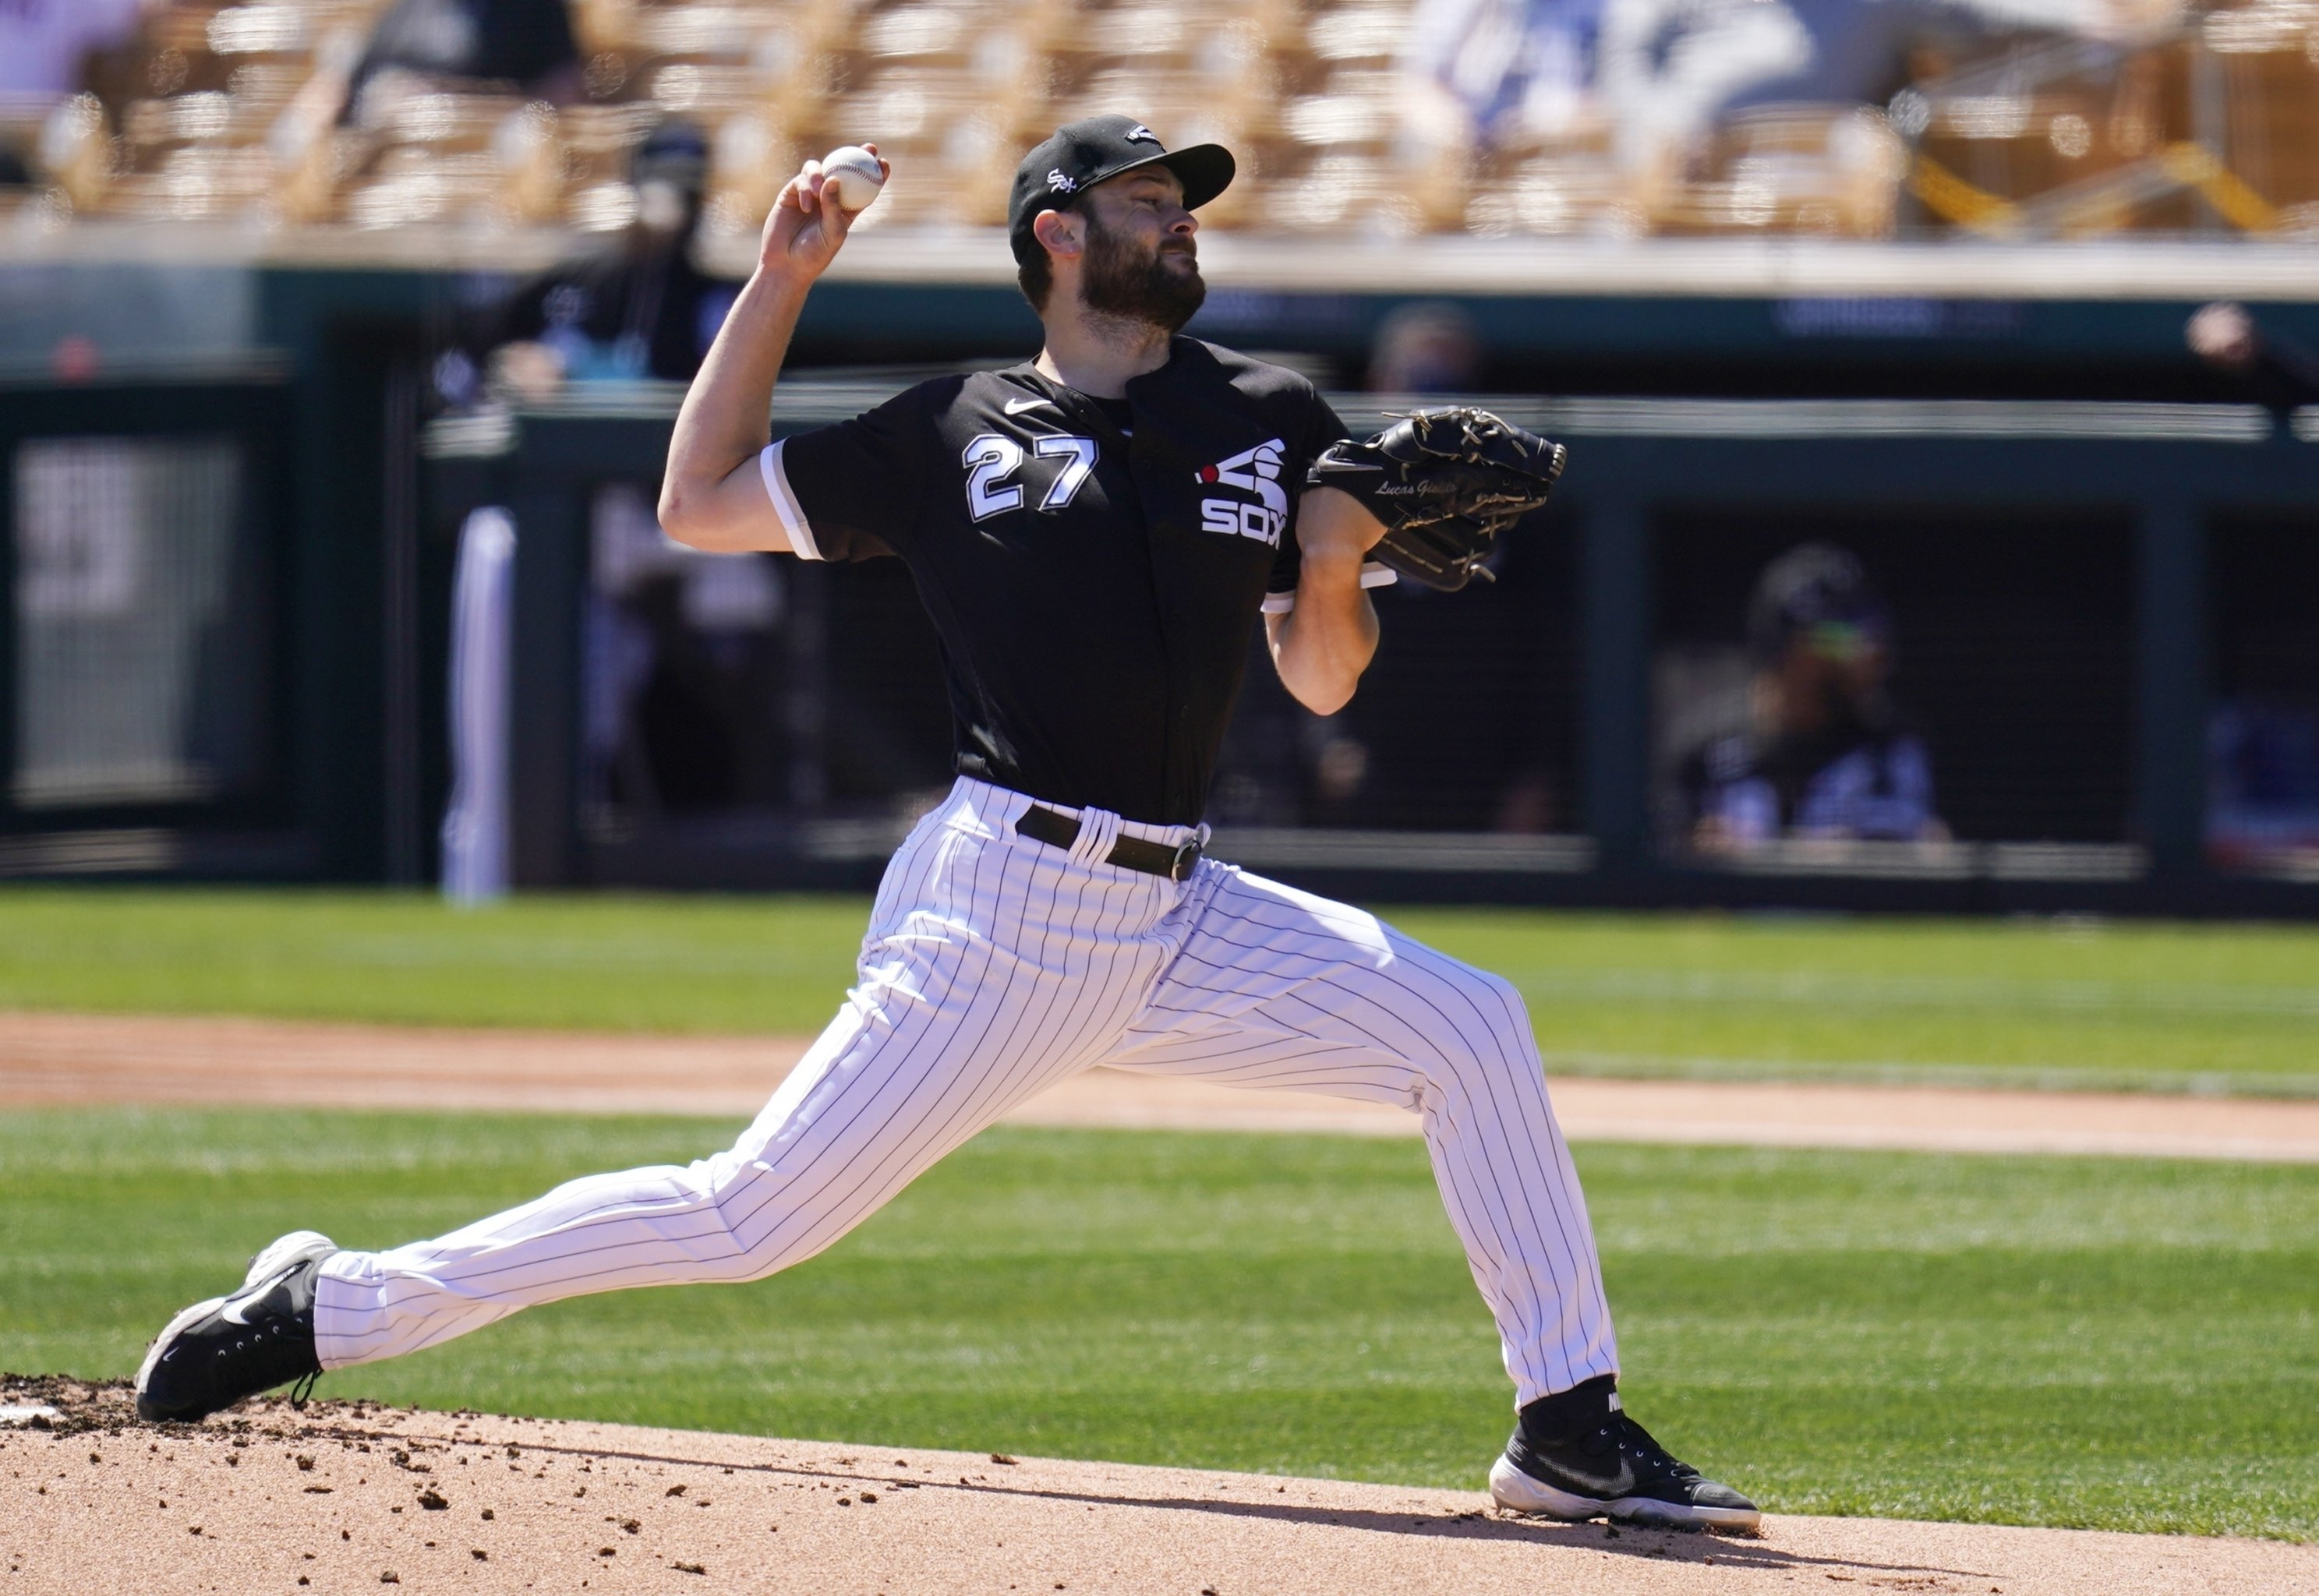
[658,149,886,554]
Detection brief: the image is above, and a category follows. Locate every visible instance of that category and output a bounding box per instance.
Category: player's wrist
[748,256,822,299]
[730,266,817,341]
[1298,543,1368,581]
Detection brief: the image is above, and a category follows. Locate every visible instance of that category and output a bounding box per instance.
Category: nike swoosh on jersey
[1004,397,1052,415]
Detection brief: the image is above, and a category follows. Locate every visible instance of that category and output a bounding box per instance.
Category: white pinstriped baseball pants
[315,778,1619,1407]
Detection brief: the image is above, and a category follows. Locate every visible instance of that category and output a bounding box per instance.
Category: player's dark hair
[1015,192,1083,312]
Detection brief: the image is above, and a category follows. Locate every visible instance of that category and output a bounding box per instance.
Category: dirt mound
[5,1377,2312,1595]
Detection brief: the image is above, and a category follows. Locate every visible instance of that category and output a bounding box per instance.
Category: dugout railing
[407,383,2319,917]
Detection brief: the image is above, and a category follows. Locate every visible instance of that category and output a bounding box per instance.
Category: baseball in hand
[820,146,886,214]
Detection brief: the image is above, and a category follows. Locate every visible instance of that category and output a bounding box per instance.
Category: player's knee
[1447,963,1528,1029]
[1434,966,1538,1082]
[685,1149,765,1228]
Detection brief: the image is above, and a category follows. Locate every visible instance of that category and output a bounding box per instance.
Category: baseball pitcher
[136,115,1756,1531]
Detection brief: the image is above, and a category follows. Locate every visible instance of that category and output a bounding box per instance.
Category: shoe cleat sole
[1489,1453,1604,1520]
[1488,1453,1760,1533]
[243,1231,337,1289]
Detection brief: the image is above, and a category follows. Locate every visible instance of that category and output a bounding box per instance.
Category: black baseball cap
[1007,114,1236,267]
[634,118,709,192]
[1748,543,1890,662]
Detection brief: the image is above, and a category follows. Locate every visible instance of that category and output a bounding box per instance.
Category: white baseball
[820,146,886,214]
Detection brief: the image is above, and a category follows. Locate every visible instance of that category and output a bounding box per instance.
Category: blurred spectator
[1402,0,1610,150]
[0,0,153,104]
[2186,302,2319,417]
[1596,0,1812,171]
[1367,302,1483,393]
[1596,0,2123,175]
[478,122,736,400]
[0,0,157,186]
[582,482,785,819]
[345,0,582,125]
[261,0,583,195]
[1727,0,2118,110]
[1677,543,1948,852]
[2208,699,2319,870]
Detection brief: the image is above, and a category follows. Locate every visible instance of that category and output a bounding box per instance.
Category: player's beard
[1078,212,1205,334]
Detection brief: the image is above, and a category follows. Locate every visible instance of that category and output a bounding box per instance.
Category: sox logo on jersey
[1197,437,1287,546]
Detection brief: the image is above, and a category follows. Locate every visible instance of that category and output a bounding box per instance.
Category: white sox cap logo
[1196,438,1289,547]
[1047,168,1077,192]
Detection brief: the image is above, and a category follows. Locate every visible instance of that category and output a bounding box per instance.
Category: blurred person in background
[578,481,787,821]
[1402,0,1610,152]
[1398,0,1819,179]
[0,0,160,185]
[2186,302,2319,420]
[344,0,582,123]
[267,0,582,163]
[1678,542,1946,853]
[2208,697,2319,872]
[1596,0,2138,177]
[1367,302,1484,394]
[473,121,737,401]
[0,0,154,104]
[1701,0,2126,110]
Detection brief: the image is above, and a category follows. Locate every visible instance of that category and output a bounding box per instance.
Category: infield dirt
[5,1377,2313,1596]
[4,1009,2317,1160]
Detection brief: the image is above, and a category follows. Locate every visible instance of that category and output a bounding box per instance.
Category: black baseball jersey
[761,337,1349,825]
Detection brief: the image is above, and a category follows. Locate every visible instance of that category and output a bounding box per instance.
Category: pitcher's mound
[5,1376,2311,1595]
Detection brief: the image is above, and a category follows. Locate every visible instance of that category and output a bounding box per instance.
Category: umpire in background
[134,115,1758,1534]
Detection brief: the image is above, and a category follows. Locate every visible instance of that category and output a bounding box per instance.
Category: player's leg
[1099,863,1756,1530]
[135,784,1186,1420]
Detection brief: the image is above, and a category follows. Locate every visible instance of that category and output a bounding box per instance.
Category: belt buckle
[1168,837,1200,882]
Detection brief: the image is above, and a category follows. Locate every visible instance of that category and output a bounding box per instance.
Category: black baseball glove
[1308,408,1568,592]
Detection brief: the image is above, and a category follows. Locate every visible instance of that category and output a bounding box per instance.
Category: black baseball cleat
[1488,1375,1759,1531]
[133,1231,337,1423]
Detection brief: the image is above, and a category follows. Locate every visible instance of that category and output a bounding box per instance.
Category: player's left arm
[1266,486,1386,716]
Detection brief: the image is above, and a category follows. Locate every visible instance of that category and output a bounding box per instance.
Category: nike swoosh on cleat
[1524,1451,1634,1498]
[1004,397,1052,415]
[1567,1462,1636,1497]
[217,1294,262,1326]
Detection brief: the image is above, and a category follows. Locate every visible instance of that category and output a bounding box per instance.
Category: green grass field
[3,887,2317,1094]
[4,1107,2314,1540]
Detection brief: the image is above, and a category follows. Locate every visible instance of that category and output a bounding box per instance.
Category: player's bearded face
[1078,205,1205,333]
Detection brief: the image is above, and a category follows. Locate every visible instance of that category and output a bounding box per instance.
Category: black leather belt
[1016,804,1203,882]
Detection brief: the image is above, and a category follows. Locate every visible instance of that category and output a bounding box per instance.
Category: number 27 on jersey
[963,433,1098,521]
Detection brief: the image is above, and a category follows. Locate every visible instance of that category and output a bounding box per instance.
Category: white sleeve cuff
[758,438,822,560]
[1260,562,1395,615]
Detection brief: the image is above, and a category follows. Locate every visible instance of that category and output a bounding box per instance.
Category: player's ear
[1032,207,1083,260]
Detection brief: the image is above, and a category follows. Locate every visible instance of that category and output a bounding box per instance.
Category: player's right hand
[758,146,888,284]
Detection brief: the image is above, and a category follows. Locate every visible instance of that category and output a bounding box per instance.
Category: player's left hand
[759,144,889,284]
